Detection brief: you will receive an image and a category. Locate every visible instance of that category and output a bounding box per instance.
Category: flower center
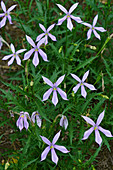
[53,87,57,90]
[63,116,66,120]
[67,15,70,18]
[13,54,16,57]
[50,145,54,149]
[45,33,48,35]
[5,13,8,16]
[81,83,83,86]
[35,48,38,51]
[94,126,98,130]
[92,27,94,30]
[21,115,24,118]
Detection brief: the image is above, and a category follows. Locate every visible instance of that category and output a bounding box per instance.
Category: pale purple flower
[60,115,68,130]
[36,23,57,45]
[2,43,26,66]
[0,36,3,49]
[82,14,106,40]
[23,35,48,67]
[82,110,112,145]
[71,70,96,98]
[16,111,30,131]
[42,75,68,106]
[40,130,69,164]
[31,111,42,128]
[56,3,82,31]
[0,1,17,28]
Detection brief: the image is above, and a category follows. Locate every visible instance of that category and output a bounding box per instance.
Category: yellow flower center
[45,33,48,35]
[21,115,24,118]
[14,54,16,57]
[5,13,8,16]
[67,15,70,18]
[92,27,94,30]
[35,49,38,51]
[94,126,97,130]
[50,145,54,149]
[81,83,83,86]
[53,87,57,90]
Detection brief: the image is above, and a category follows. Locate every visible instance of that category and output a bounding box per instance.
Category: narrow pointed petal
[57,15,67,25]
[8,4,17,12]
[16,117,23,131]
[70,73,81,82]
[16,55,21,65]
[23,49,34,60]
[8,15,13,24]
[33,51,39,67]
[39,23,46,32]
[84,83,96,90]
[96,110,105,126]
[56,4,67,14]
[93,30,101,40]
[87,28,92,40]
[24,116,29,130]
[82,22,91,28]
[36,115,42,128]
[82,116,95,126]
[42,88,53,101]
[82,70,89,82]
[47,23,55,32]
[36,33,45,42]
[40,136,51,145]
[73,83,80,93]
[37,37,46,48]
[93,14,98,27]
[55,75,65,87]
[67,17,73,31]
[39,49,48,61]
[2,54,13,60]
[31,112,35,123]
[41,146,50,161]
[10,44,15,53]
[98,126,112,137]
[54,145,69,153]
[81,85,87,98]
[82,127,94,140]
[69,3,79,14]
[48,33,57,41]
[16,49,26,54]
[64,117,68,130]
[52,90,58,106]
[26,35,35,47]
[60,117,63,127]
[70,15,82,23]
[0,13,5,17]
[95,129,102,145]
[0,17,6,28]
[57,87,68,100]
[44,35,48,45]
[42,76,53,87]
[52,130,61,145]
[95,27,106,32]
[1,1,6,12]
[8,57,15,65]
[51,149,58,165]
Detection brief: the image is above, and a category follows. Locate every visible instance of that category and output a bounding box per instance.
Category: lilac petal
[39,49,48,61]
[10,44,15,53]
[52,130,61,145]
[7,15,13,24]
[51,148,58,165]
[96,110,105,126]
[83,83,96,90]
[69,3,79,14]
[95,27,106,32]
[44,35,48,45]
[93,30,101,40]
[2,54,13,60]
[1,1,6,12]
[81,85,87,98]
[70,73,81,82]
[57,87,68,100]
[70,15,82,23]
[39,23,46,32]
[60,117,63,127]
[0,17,6,27]
[36,33,45,42]
[37,37,46,48]
[17,117,23,131]
[16,55,21,65]
[57,15,67,25]
[73,83,80,93]
[16,49,26,54]
[82,127,94,140]
[41,146,50,161]
[47,24,55,32]
[23,49,34,60]
[54,145,69,153]
[31,112,35,123]
[36,115,42,128]
[64,117,68,130]
[52,90,58,106]
[40,136,51,145]
[42,76,53,87]
[8,57,15,66]
[93,14,98,27]
[82,22,91,28]
[87,28,92,40]
[67,17,73,31]
[55,75,65,87]
[42,88,53,101]
[98,126,112,137]
[24,116,29,130]
[26,35,35,47]
[56,4,67,14]
[33,51,39,67]
[0,13,5,17]
[82,116,95,126]
[7,4,17,12]
[95,129,102,145]
[48,33,57,41]
[82,70,89,82]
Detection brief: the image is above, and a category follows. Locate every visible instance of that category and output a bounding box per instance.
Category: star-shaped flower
[71,70,96,98]
[82,14,106,40]
[42,75,68,106]
[31,111,42,128]
[82,110,112,145]
[56,3,82,31]
[40,130,69,164]
[60,115,68,130]
[36,23,57,45]
[0,1,17,28]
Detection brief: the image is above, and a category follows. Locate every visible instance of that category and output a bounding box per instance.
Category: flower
[82,110,112,145]
[42,75,68,106]
[60,115,68,130]
[31,111,42,128]
[23,35,48,67]
[82,14,106,40]
[56,3,82,31]
[16,111,30,131]
[40,130,69,164]
[71,70,96,98]
[36,23,57,45]
[2,43,26,66]
[0,36,3,49]
[0,1,17,28]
